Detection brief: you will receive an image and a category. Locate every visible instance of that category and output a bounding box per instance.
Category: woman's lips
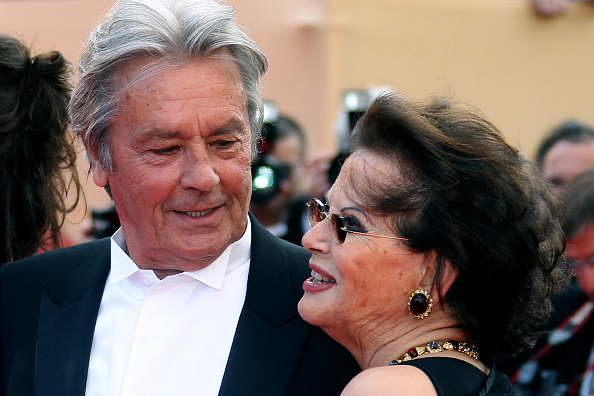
[309,269,336,284]
[303,266,336,293]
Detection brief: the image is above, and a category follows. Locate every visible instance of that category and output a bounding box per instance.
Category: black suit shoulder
[0,239,110,396]
[1,238,109,276]
[0,238,110,298]
[0,238,110,329]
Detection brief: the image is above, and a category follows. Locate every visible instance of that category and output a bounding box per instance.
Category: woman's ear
[420,252,459,299]
[439,260,460,296]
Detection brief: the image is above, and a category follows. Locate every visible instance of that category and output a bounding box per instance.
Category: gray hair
[70,0,268,171]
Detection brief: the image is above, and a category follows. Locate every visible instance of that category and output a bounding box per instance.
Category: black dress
[399,357,516,395]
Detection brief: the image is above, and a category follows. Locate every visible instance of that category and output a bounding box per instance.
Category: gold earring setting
[408,289,433,319]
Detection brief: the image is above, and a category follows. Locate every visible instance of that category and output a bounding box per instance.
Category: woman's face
[297,151,427,347]
[567,222,594,301]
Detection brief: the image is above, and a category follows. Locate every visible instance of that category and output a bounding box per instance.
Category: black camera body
[251,102,290,205]
[251,154,290,205]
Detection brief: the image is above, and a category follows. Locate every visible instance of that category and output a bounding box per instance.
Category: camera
[251,101,290,205]
[328,89,372,184]
[251,155,290,205]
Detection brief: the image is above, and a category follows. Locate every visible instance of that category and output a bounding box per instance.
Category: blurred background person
[498,119,594,387]
[513,168,594,395]
[298,92,569,395]
[250,106,310,245]
[531,0,571,16]
[301,150,335,201]
[536,119,594,196]
[0,33,82,263]
[531,0,594,17]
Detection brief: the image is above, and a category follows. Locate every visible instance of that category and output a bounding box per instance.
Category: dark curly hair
[0,34,83,262]
[347,92,569,359]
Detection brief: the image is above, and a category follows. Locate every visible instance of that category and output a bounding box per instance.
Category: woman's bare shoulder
[341,365,437,396]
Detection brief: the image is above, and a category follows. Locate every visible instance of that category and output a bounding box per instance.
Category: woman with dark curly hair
[298,92,569,395]
[0,34,83,263]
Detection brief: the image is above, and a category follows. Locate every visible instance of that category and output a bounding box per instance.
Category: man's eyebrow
[134,118,247,144]
[145,130,180,139]
[212,118,246,135]
[134,129,180,144]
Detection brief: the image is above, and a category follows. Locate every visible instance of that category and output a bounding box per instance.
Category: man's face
[542,140,594,195]
[89,55,253,277]
[271,133,304,200]
[567,222,594,301]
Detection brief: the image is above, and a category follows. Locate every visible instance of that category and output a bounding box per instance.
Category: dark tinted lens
[330,214,347,244]
[307,200,316,226]
[307,199,325,226]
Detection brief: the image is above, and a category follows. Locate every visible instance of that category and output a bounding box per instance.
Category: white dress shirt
[85,219,251,396]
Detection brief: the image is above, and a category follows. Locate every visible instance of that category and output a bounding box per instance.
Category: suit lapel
[35,239,110,396]
[219,216,312,396]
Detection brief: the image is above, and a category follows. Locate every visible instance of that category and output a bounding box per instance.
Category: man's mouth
[310,269,336,285]
[180,208,214,217]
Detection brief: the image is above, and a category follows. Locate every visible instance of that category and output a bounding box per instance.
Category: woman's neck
[363,325,468,369]
[345,307,466,370]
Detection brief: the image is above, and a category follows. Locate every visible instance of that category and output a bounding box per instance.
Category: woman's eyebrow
[327,191,374,224]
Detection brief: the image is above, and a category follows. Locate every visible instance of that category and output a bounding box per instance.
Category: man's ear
[87,145,109,188]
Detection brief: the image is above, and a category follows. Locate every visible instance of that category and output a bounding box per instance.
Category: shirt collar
[109,216,252,290]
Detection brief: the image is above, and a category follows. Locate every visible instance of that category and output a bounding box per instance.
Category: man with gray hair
[0,1,360,395]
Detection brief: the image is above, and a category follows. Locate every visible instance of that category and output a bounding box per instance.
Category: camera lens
[251,155,289,205]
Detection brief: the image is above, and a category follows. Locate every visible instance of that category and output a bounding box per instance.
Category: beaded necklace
[390,340,479,365]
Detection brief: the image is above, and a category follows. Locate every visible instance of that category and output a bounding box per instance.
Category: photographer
[250,107,310,245]
[327,89,380,185]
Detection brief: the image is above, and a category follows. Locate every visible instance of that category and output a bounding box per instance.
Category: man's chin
[172,248,224,267]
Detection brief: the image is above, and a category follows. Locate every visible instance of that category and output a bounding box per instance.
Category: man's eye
[154,146,179,155]
[212,140,236,149]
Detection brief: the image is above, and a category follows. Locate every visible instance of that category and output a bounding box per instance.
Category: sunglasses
[306,198,411,245]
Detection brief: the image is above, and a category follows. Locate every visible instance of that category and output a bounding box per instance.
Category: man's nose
[179,147,220,191]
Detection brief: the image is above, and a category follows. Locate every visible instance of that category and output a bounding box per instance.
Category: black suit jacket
[0,216,360,395]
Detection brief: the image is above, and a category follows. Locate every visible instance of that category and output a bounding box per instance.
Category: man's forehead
[112,50,242,98]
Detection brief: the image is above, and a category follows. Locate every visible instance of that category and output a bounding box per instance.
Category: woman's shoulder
[341,364,438,396]
[400,357,489,395]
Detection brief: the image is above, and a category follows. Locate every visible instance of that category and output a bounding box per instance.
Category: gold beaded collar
[390,340,479,365]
